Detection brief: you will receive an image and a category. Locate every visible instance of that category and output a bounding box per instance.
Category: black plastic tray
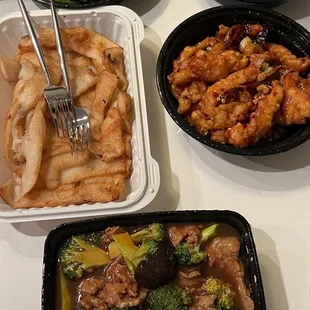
[33,0,123,9]
[42,210,267,310]
[156,5,310,156]
[236,0,285,7]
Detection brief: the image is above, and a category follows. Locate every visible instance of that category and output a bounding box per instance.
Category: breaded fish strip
[226,81,284,148]
[266,43,310,72]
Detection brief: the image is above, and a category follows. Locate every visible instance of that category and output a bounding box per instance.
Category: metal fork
[49,0,90,153]
[18,0,90,153]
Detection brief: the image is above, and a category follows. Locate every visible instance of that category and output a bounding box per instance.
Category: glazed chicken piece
[190,101,253,133]
[189,83,254,133]
[211,130,227,144]
[169,49,248,85]
[178,81,207,114]
[276,72,310,125]
[173,37,222,72]
[226,81,284,148]
[200,66,260,116]
[266,43,310,72]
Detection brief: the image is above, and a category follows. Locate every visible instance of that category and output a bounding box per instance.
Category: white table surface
[1,0,310,309]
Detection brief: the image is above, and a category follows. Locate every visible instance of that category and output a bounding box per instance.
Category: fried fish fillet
[100,105,125,161]
[40,152,90,190]
[103,47,128,91]
[91,70,118,141]
[2,27,133,209]
[0,57,21,82]
[16,27,119,65]
[19,52,61,85]
[20,101,46,197]
[8,61,47,163]
[60,157,126,185]
[12,182,121,209]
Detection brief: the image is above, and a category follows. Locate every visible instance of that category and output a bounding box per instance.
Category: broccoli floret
[146,285,192,310]
[108,224,165,259]
[59,236,110,280]
[77,231,103,246]
[131,223,165,244]
[174,242,206,265]
[130,240,158,265]
[112,232,157,274]
[204,278,236,310]
[174,224,219,266]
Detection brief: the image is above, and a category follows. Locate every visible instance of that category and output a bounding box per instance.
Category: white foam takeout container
[0,6,160,222]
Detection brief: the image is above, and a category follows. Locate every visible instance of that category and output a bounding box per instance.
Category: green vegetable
[261,62,273,74]
[59,265,71,310]
[59,236,110,280]
[130,223,165,244]
[112,232,157,274]
[174,224,219,265]
[130,240,158,265]
[174,243,206,265]
[146,285,192,310]
[204,278,236,310]
[77,231,103,246]
[109,224,165,259]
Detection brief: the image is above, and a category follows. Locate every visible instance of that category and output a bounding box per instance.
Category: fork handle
[17,0,53,86]
[50,0,71,95]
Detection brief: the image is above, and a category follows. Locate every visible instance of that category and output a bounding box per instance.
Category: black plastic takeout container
[42,210,267,310]
[33,0,123,9]
[156,5,310,156]
[236,0,286,7]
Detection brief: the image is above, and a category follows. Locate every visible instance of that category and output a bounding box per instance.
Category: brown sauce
[56,223,246,310]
